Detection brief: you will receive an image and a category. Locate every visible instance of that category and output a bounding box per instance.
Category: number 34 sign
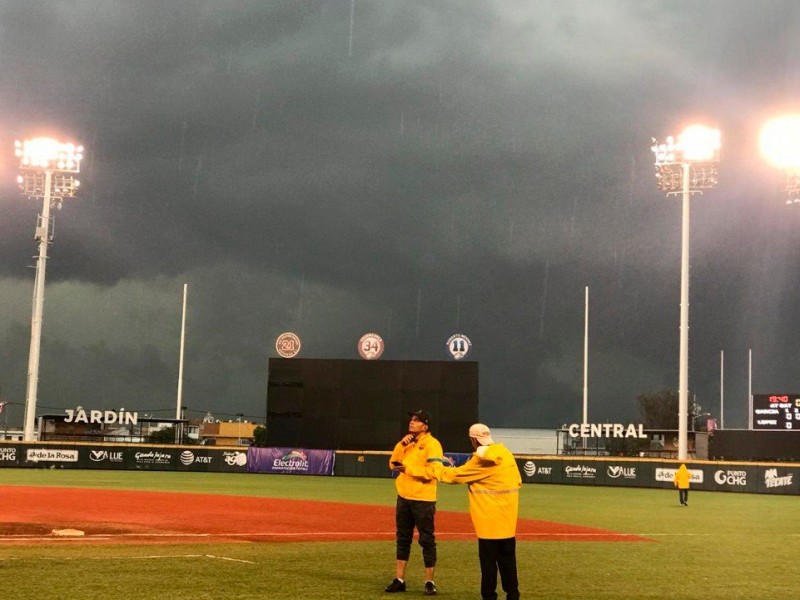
[358,333,385,360]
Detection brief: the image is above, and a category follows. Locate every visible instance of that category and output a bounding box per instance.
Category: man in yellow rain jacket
[412,423,521,600]
[673,463,691,506]
[385,410,443,596]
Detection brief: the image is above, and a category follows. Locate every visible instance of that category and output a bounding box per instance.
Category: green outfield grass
[0,470,797,599]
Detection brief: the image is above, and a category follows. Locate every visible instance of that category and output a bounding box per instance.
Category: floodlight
[759,116,800,170]
[650,124,721,462]
[15,137,85,441]
[678,125,721,162]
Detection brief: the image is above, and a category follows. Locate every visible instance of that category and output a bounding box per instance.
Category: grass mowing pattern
[0,470,796,599]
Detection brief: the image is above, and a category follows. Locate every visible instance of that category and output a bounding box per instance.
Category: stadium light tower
[15,138,83,441]
[759,115,800,204]
[651,125,721,461]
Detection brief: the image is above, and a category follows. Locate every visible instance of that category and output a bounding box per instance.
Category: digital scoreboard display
[752,394,800,430]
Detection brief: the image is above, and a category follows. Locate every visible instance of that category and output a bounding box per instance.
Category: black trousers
[478,537,519,600]
[395,496,436,567]
[679,489,689,504]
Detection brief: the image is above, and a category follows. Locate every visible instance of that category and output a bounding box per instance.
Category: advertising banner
[562,461,600,485]
[334,452,392,478]
[247,447,334,475]
[654,466,705,489]
[518,458,557,484]
[699,465,758,493]
[0,444,250,472]
[0,446,20,467]
[757,466,799,495]
[603,461,648,487]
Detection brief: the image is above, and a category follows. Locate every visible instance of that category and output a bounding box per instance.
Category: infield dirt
[0,486,648,545]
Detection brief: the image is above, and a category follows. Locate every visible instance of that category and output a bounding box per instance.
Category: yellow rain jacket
[673,464,691,490]
[389,431,443,502]
[436,443,521,539]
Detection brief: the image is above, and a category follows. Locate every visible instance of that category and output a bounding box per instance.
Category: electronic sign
[752,394,800,430]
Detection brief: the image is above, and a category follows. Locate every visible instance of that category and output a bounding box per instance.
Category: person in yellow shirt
[385,410,443,596]
[417,423,521,600]
[673,463,691,506]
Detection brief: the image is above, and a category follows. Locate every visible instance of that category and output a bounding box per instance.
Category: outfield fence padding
[0,442,796,494]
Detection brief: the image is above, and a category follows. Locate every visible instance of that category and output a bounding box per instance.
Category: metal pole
[176,283,188,420]
[23,170,53,442]
[720,350,724,429]
[582,286,588,452]
[748,348,753,429]
[583,286,589,426]
[677,162,690,461]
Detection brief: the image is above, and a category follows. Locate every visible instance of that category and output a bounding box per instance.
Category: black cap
[408,409,430,425]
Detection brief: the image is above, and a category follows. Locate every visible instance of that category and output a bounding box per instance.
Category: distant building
[199,420,259,446]
[0,427,25,442]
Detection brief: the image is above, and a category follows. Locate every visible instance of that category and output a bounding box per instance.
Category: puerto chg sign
[64,406,138,425]
[567,423,647,439]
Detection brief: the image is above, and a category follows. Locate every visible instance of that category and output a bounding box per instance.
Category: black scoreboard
[266,358,479,452]
[752,394,800,430]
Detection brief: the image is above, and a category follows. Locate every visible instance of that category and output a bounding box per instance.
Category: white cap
[468,423,494,446]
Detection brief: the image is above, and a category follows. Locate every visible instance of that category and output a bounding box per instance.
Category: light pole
[15,138,83,441]
[651,125,720,461]
[759,115,800,203]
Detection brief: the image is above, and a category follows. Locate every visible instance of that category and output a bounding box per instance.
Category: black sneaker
[424,581,437,596]
[385,578,406,593]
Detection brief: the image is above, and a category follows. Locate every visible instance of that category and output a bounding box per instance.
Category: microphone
[401,434,418,446]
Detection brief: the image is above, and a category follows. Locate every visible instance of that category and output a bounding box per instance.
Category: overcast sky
[2,1,800,430]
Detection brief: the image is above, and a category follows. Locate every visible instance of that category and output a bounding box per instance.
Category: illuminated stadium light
[652,125,721,194]
[15,138,84,172]
[14,137,85,441]
[651,124,721,462]
[760,116,800,203]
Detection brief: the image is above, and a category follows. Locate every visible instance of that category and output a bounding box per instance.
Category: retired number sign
[358,333,384,360]
[275,332,301,358]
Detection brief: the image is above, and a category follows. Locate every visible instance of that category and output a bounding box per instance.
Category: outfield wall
[331,452,800,495]
[0,442,796,495]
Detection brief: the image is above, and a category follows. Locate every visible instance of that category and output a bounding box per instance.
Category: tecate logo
[180,451,195,465]
[764,468,793,488]
[523,461,536,477]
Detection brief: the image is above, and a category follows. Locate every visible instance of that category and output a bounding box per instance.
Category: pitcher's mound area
[0,486,648,545]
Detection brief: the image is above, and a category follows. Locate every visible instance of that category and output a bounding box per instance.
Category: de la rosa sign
[567,423,647,439]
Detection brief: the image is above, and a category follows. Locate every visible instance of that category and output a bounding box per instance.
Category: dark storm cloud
[2,1,800,429]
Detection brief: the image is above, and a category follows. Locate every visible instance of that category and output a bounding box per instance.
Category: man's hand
[400,433,417,446]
